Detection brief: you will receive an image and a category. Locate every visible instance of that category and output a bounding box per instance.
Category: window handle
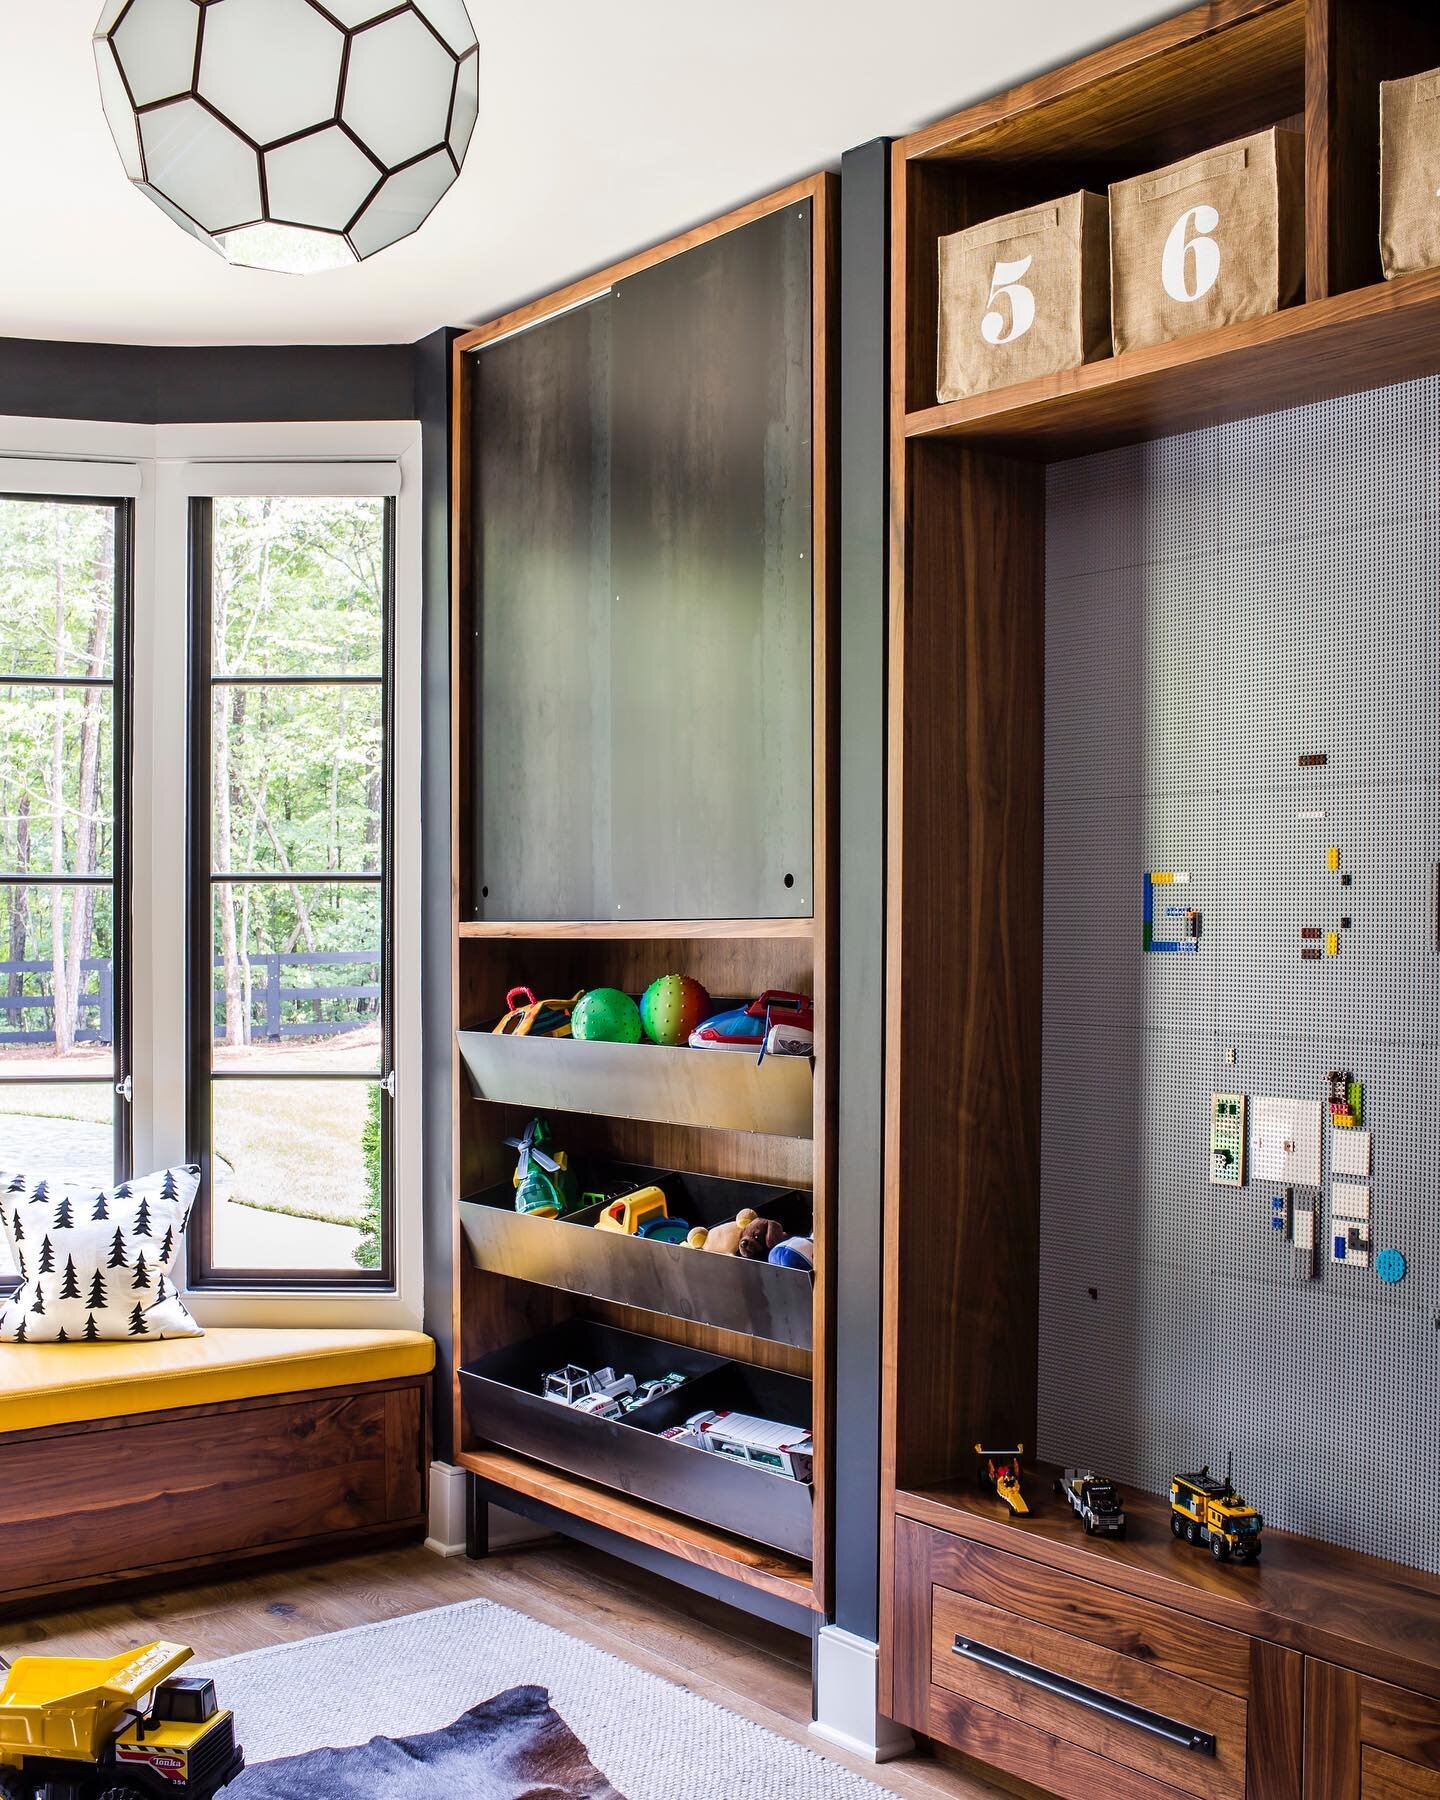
[379,1071,397,1098]
[115,1075,133,1104]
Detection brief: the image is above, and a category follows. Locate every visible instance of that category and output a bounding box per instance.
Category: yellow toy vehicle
[975,1444,1029,1516]
[1170,1457,1264,1563]
[0,1641,243,1799]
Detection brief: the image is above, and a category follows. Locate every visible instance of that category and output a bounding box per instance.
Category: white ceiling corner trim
[2,1,1174,348]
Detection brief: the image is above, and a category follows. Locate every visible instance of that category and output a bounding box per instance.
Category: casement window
[0,481,134,1293]
[0,424,422,1323]
[185,488,396,1288]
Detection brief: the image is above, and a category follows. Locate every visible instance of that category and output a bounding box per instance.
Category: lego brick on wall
[1037,376,1440,1572]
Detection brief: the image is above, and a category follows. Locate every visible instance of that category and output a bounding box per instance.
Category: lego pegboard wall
[1036,376,1440,1571]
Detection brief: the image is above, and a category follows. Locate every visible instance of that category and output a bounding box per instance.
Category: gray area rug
[197,1594,889,1799]
[229,1683,623,1799]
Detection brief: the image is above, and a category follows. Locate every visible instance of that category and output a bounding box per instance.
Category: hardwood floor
[0,1537,1017,1797]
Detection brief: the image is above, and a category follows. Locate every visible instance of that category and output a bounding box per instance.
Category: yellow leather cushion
[0,1327,435,1435]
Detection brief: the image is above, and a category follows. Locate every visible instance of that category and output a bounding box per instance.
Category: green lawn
[214,1079,367,1227]
[0,1066,369,1229]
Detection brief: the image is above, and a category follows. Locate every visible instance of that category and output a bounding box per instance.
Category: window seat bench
[0,1328,434,1614]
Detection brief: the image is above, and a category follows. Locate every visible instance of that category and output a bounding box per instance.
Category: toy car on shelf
[1054,1467,1127,1538]
[542,1364,636,1409]
[542,1364,685,1419]
[664,1409,814,1483]
[0,1640,243,1798]
[975,1444,1029,1515]
[688,991,814,1059]
[1169,1457,1263,1562]
[620,1372,687,1412]
[594,1186,672,1236]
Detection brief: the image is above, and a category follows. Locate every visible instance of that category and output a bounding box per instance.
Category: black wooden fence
[0,958,112,1045]
[0,951,380,1047]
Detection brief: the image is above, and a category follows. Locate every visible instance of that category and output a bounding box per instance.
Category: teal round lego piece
[571,987,643,1044]
[1376,1247,1407,1284]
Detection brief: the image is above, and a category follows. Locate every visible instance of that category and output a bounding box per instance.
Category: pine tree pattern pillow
[0,1165,203,1343]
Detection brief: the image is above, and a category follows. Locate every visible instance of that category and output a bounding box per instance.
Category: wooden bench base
[0,1373,430,1614]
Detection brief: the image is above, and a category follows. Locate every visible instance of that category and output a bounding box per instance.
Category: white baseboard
[425,1460,469,1557]
[810,1626,915,1764]
[424,1460,557,1558]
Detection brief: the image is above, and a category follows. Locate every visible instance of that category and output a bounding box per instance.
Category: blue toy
[688,991,813,1061]
[638,1217,693,1245]
[768,1236,814,1272]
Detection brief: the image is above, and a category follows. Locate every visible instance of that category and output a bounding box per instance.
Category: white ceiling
[1,1,1170,348]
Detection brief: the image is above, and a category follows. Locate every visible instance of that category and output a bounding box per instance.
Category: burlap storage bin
[936,192,1110,403]
[1109,128,1304,355]
[1381,67,1440,279]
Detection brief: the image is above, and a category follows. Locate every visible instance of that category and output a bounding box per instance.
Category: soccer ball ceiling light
[93,0,479,274]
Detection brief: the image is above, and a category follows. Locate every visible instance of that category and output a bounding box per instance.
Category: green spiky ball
[571,987,643,1044]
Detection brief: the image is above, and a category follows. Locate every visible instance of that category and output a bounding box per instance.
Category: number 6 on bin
[1161,204,1221,303]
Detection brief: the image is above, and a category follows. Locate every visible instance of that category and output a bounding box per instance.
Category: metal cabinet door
[607,203,814,921]
[470,295,613,921]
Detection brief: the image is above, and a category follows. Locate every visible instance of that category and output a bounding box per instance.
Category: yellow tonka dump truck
[1169,1461,1264,1563]
[0,1640,243,1800]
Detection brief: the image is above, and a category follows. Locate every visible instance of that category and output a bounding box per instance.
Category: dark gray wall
[0,337,414,424]
[833,139,889,1641]
[414,326,458,1459]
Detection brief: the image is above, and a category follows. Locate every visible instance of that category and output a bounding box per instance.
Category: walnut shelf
[459,1447,818,1612]
[458,918,815,941]
[904,267,1440,459]
[897,1473,1440,1707]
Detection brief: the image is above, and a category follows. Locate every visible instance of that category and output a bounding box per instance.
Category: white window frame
[0,417,424,1330]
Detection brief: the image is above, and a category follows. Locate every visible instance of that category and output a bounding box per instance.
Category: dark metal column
[414,326,459,1461]
[832,138,891,1641]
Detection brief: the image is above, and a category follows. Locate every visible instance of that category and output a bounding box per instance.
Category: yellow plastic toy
[1169,1456,1264,1563]
[0,1640,243,1798]
[975,1444,1030,1516]
[593,1186,669,1236]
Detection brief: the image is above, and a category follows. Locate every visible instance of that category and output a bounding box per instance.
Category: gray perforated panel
[1038,376,1440,1571]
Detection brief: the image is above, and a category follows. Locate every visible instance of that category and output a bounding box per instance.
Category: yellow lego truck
[0,1641,243,1799]
[1169,1459,1264,1563]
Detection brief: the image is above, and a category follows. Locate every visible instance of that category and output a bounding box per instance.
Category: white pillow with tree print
[0,1165,202,1342]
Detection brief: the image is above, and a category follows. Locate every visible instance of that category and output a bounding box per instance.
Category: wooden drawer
[1307,1660,1440,1800]
[891,1517,1302,1800]
[931,1584,1246,1798]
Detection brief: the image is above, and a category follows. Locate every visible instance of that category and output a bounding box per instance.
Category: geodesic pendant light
[93,0,479,274]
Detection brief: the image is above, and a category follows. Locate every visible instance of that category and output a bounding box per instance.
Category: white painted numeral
[1161,204,1221,303]
[981,255,1035,345]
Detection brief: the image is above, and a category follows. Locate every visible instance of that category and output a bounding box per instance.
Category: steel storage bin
[459,1166,814,1347]
[459,1320,814,1558]
[456,1022,814,1138]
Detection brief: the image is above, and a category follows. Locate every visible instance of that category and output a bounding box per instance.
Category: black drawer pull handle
[951,1635,1216,1757]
